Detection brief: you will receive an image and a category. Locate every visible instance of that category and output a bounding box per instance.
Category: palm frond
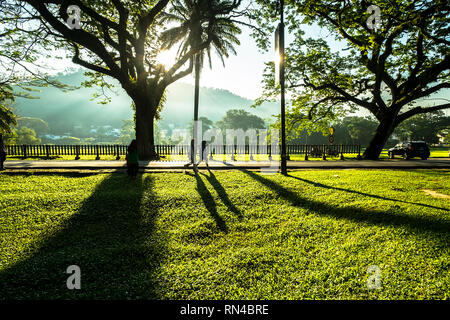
[159,0,242,72]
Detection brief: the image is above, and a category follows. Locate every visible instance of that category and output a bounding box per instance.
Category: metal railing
[5,144,361,160]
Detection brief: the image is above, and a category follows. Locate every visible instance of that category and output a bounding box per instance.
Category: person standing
[197,140,209,167]
[0,134,6,171]
[184,138,198,171]
[126,139,139,179]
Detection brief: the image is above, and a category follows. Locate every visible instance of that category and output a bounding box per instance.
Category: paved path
[3,158,450,171]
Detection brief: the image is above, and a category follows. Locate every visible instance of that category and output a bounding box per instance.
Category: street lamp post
[193,53,201,167]
[277,0,287,175]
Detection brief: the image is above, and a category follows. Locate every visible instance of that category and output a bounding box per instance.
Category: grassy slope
[0,169,449,299]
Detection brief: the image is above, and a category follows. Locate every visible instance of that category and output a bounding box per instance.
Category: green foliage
[188,116,214,134]
[270,113,385,146]
[115,119,136,145]
[394,111,450,144]
[0,104,16,135]
[81,71,117,105]
[14,126,41,145]
[444,133,450,145]
[0,170,448,299]
[216,109,266,131]
[0,85,17,134]
[16,117,49,136]
[333,116,380,146]
[2,129,17,144]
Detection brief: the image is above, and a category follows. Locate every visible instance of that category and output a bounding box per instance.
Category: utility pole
[192,53,201,169]
[279,0,287,175]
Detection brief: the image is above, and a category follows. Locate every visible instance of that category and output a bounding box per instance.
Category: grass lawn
[0,169,449,299]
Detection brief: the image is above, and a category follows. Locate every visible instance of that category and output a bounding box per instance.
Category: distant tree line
[277,111,450,147]
[4,108,449,147]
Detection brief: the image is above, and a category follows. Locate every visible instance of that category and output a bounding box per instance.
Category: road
[3,158,450,171]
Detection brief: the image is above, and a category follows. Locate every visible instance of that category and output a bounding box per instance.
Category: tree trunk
[363,116,397,160]
[134,99,159,161]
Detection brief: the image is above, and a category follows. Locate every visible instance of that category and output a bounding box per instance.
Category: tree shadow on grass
[201,171,243,220]
[0,172,166,299]
[288,175,449,212]
[187,171,228,233]
[240,170,450,238]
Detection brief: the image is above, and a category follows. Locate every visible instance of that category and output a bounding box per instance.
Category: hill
[13,70,278,135]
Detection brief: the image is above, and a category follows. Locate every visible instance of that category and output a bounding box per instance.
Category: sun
[156,49,178,69]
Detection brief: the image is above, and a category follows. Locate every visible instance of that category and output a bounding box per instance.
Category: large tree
[5,0,241,159]
[251,0,449,159]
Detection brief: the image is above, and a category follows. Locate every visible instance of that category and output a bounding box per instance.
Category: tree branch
[396,103,450,124]
[303,77,378,115]
[71,44,115,77]
[25,0,122,79]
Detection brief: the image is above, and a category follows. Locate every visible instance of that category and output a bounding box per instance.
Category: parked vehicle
[388,141,430,160]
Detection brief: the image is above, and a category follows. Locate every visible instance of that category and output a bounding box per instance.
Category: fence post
[305,145,309,161]
[116,145,120,160]
[45,145,50,159]
[96,145,100,160]
[340,144,344,160]
[268,145,272,161]
[357,145,362,160]
[322,144,326,160]
[22,145,27,158]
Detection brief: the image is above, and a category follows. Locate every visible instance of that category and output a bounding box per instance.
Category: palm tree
[159,0,242,163]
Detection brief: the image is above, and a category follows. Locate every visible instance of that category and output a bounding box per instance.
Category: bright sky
[45,28,279,100]
[169,27,273,100]
[45,22,339,101]
[180,24,344,100]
